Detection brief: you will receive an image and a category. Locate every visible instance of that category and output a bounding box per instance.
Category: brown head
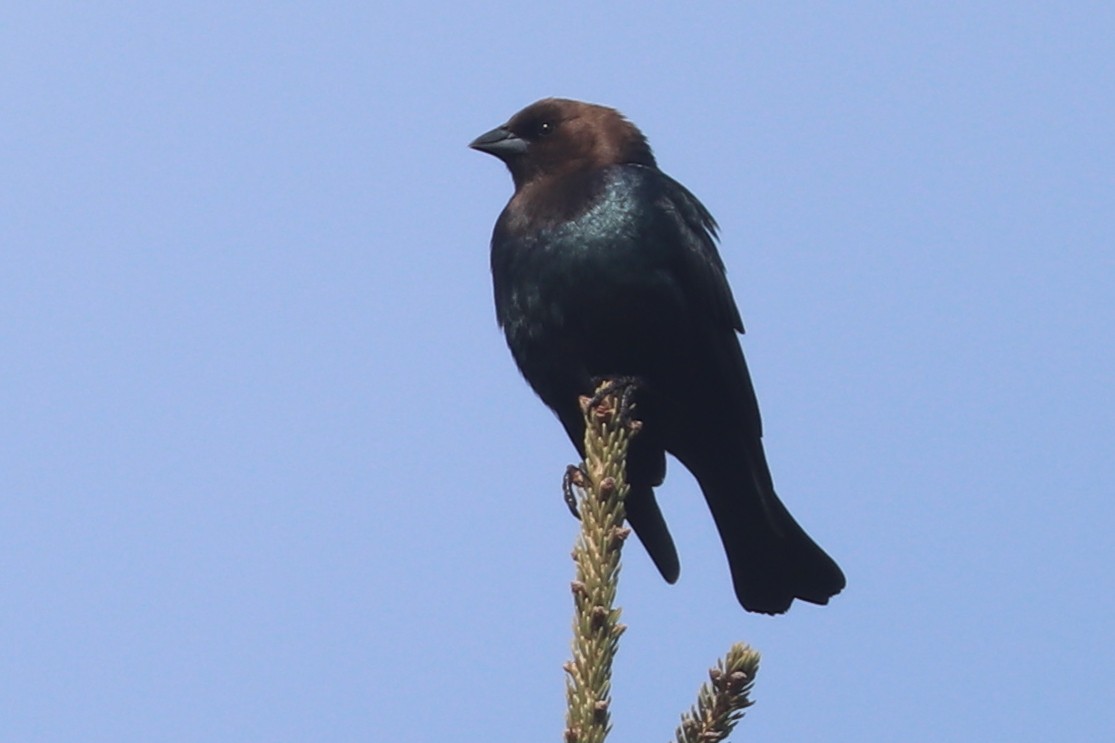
[469,98,657,191]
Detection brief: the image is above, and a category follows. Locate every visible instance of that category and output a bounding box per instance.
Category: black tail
[625,485,680,583]
[687,442,845,614]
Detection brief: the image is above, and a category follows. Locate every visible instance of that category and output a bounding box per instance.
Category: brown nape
[560,99,657,169]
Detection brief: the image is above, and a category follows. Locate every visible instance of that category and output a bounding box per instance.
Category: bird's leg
[587,376,643,428]
[562,464,588,519]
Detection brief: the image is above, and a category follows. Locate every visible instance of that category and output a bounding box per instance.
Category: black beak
[469,126,527,159]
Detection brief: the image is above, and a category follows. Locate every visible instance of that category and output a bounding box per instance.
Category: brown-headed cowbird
[470,98,844,614]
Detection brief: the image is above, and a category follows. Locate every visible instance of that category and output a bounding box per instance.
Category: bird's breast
[490,168,695,396]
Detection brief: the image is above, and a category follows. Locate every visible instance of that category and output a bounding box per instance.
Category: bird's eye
[536,121,556,137]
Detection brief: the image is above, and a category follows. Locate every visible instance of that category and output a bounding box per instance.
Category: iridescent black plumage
[471,98,844,613]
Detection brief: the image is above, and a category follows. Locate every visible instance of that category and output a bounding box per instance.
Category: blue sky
[3,3,1113,741]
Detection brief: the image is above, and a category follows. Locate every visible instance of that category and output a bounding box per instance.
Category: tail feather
[625,485,680,584]
[687,443,845,614]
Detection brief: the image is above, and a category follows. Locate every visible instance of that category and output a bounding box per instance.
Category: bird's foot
[585,376,643,429]
[562,464,588,519]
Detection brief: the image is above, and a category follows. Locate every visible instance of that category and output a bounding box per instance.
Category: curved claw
[562,464,587,519]
[587,376,643,427]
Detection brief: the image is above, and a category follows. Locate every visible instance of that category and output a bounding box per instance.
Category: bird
[469,98,844,614]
